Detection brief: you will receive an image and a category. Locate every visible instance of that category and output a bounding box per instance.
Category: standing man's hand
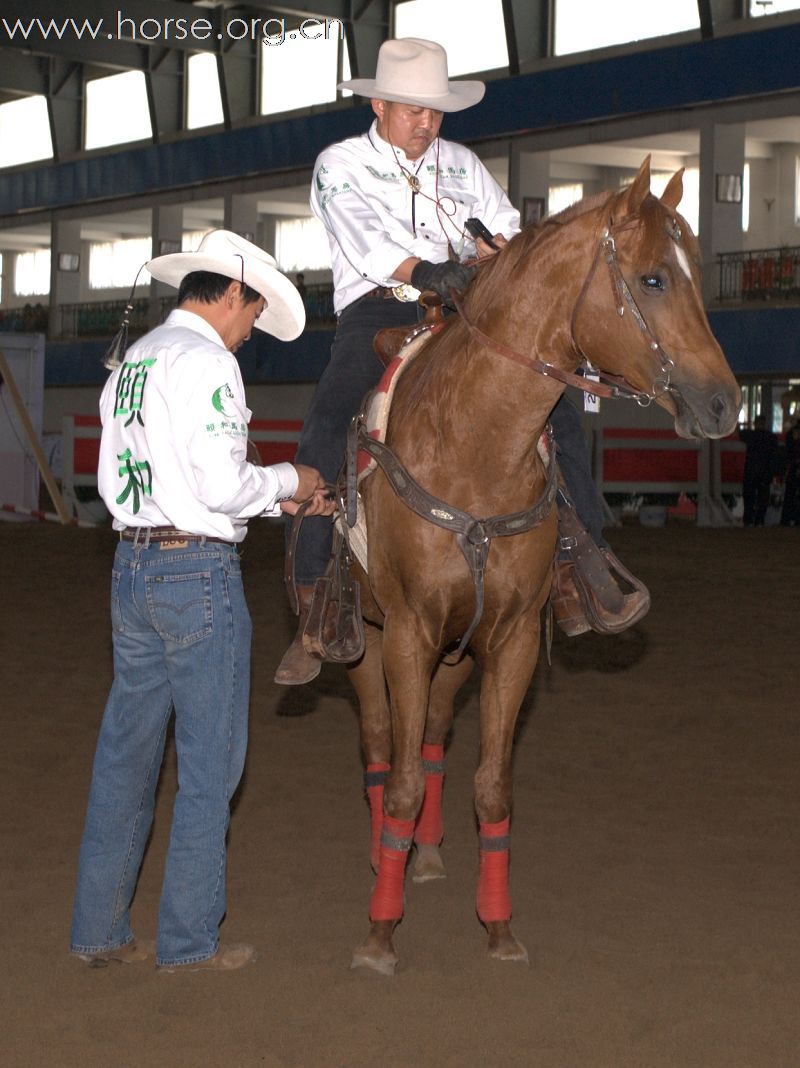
[280,464,337,516]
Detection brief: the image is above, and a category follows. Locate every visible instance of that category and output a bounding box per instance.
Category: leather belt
[362,286,402,300]
[119,527,234,546]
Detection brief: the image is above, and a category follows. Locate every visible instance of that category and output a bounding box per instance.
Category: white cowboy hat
[147,229,305,341]
[339,37,484,113]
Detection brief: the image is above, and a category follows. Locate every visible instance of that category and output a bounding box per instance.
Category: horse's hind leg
[412,654,474,883]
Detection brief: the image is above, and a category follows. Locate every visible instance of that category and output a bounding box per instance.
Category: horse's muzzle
[668,380,741,440]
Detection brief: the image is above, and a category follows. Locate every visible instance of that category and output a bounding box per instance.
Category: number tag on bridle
[583,371,600,413]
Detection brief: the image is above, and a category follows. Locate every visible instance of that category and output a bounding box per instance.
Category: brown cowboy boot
[552,485,650,637]
[550,560,592,636]
[274,585,321,685]
[552,554,650,636]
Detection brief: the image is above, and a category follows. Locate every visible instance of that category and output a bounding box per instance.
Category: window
[274,217,331,272]
[0,96,53,169]
[182,230,210,252]
[749,0,800,16]
[187,53,224,130]
[394,0,508,74]
[743,163,751,232]
[85,72,152,150]
[261,22,345,115]
[554,0,699,56]
[89,238,152,289]
[14,250,51,296]
[548,183,584,215]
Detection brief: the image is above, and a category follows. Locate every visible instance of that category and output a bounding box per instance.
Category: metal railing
[717,246,800,302]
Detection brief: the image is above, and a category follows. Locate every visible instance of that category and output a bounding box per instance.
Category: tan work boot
[158,942,257,973]
[274,584,321,685]
[75,938,155,967]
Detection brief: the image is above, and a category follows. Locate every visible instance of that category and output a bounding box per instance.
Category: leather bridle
[452,210,683,409]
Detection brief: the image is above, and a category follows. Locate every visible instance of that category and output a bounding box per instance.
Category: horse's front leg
[412,653,474,883]
[347,621,391,874]
[351,615,438,976]
[474,615,542,964]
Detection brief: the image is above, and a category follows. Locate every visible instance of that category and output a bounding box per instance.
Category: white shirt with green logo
[310,120,520,314]
[98,309,298,541]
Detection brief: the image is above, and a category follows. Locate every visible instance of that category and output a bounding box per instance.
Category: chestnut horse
[345,159,740,974]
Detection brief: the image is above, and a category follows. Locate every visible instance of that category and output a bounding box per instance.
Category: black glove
[410,259,476,299]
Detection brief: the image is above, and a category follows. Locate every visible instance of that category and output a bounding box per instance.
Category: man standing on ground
[70,230,334,971]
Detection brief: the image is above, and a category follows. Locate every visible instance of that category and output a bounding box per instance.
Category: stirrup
[302,529,365,664]
[551,484,650,636]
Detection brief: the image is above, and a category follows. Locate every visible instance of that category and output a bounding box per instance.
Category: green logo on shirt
[212,383,236,417]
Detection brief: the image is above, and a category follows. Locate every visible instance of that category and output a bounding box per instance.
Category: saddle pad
[357,325,442,480]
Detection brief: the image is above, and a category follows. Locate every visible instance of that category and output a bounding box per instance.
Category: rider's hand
[410,259,476,299]
[476,234,507,259]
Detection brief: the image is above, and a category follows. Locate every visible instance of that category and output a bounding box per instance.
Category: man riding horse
[275,36,648,686]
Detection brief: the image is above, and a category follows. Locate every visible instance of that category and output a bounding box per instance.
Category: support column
[49,219,82,339]
[224,192,260,242]
[149,204,184,328]
[698,120,746,304]
[508,145,550,220]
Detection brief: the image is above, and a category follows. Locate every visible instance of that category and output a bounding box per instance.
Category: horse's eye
[640,273,665,291]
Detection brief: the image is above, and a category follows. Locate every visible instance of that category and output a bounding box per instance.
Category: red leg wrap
[369,815,415,922]
[365,762,390,872]
[476,817,512,922]
[414,743,445,846]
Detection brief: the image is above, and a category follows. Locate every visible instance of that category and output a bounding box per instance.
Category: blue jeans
[549,395,608,548]
[70,537,251,967]
[292,295,424,584]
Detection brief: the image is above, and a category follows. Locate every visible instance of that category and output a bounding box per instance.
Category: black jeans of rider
[289,294,607,585]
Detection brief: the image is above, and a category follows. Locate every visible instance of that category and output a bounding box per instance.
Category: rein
[453,213,677,408]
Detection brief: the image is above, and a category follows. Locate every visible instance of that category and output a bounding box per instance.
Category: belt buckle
[392,284,420,303]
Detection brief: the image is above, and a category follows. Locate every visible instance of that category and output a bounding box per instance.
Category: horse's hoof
[411,844,446,883]
[488,939,529,964]
[485,921,529,964]
[350,945,398,976]
[350,921,398,976]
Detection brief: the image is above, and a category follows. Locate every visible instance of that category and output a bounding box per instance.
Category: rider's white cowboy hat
[147,229,305,341]
[339,37,485,113]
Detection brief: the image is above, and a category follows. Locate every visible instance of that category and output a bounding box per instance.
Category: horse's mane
[390,183,670,426]
[466,188,617,316]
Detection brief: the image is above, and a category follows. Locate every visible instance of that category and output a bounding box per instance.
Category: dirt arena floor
[2,516,798,1068]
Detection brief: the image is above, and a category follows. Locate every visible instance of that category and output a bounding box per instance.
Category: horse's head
[574,158,741,439]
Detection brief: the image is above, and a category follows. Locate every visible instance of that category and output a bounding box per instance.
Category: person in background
[739,413,778,526]
[780,417,800,526]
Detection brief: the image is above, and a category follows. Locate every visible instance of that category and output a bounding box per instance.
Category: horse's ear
[622,156,652,215]
[660,169,685,211]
